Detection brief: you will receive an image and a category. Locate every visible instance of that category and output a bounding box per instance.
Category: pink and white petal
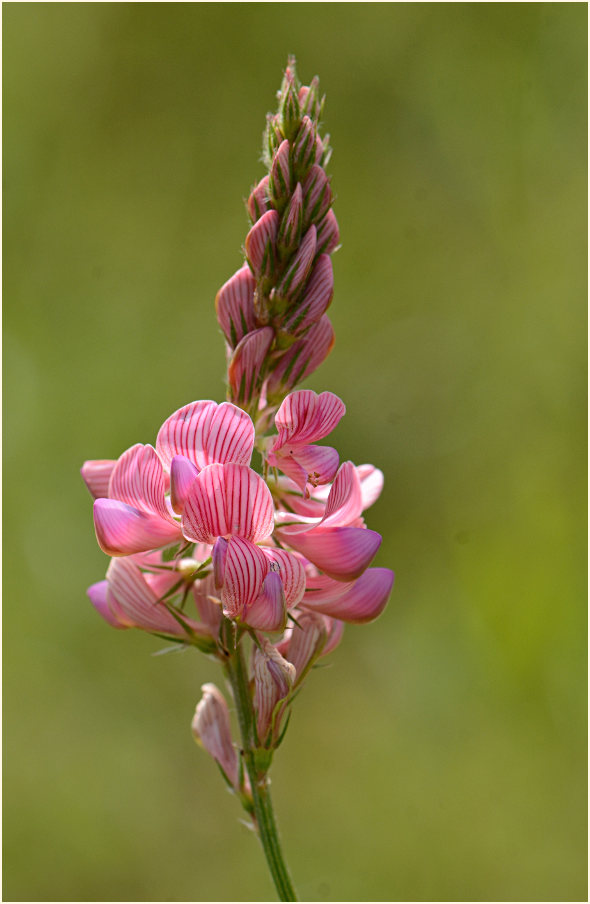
[319,461,363,527]
[321,616,345,655]
[81,460,116,499]
[243,570,286,632]
[94,498,181,557]
[219,536,268,619]
[170,455,199,514]
[108,444,172,522]
[277,524,382,581]
[357,464,385,510]
[274,390,345,448]
[156,400,213,470]
[267,450,309,495]
[302,568,394,624]
[204,402,256,468]
[262,547,306,609]
[282,610,327,680]
[302,571,354,603]
[215,265,257,347]
[87,580,127,628]
[191,574,222,634]
[182,463,229,543]
[107,557,203,636]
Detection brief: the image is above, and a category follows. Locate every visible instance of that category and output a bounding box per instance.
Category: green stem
[225,639,298,902]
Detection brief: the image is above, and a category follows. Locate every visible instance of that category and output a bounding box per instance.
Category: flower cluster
[82,59,393,857]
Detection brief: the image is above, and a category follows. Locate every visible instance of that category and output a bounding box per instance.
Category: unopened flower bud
[315,208,340,256]
[283,254,334,335]
[243,564,287,633]
[281,610,327,685]
[292,115,318,181]
[299,77,324,122]
[192,683,239,789]
[228,326,274,408]
[302,165,332,229]
[266,314,335,401]
[277,225,316,300]
[247,175,270,222]
[268,139,292,211]
[263,114,284,169]
[277,68,301,142]
[215,265,258,348]
[244,210,279,280]
[277,183,303,258]
[253,638,296,744]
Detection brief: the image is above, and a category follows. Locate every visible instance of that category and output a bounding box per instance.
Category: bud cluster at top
[215,56,340,417]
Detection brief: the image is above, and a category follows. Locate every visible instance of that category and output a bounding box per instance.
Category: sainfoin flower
[81,57,394,902]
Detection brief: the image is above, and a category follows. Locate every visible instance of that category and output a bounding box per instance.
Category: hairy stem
[225,639,297,902]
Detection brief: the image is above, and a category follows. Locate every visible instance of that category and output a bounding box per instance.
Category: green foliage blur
[3,4,587,901]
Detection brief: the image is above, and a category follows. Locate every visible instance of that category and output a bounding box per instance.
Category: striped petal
[215,265,257,348]
[108,444,172,522]
[266,315,335,399]
[277,225,316,300]
[93,498,181,557]
[319,461,363,527]
[81,460,116,499]
[106,557,203,636]
[274,390,345,448]
[277,524,382,581]
[192,684,239,789]
[243,568,286,632]
[228,327,274,407]
[218,536,268,619]
[244,209,279,277]
[357,464,384,510]
[302,568,394,624]
[87,580,127,629]
[191,574,223,634]
[247,174,271,221]
[157,400,255,471]
[270,444,340,494]
[253,638,296,742]
[261,546,306,609]
[182,463,274,545]
[316,209,340,256]
[280,610,327,683]
[283,254,334,334]
[170,455,199,514]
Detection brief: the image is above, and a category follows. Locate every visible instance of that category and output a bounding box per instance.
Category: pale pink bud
[266,314,335,399]
[247,175,270,222]
[298,77,323,122]
[244,210,279,279]
[283,254,334,334]
[277,225,316,300]
[315,208,340,256]
[281,610,327,684]
[228,327,274,408]
[192,683,239,788]
[253,638,296,743]
[292,115,318,180]
[243,564,287,633]
[269,139,292,210]
[303,165,332,229]
[277,183,303,257]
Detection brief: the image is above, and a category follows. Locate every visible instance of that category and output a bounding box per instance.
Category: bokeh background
[3,4,587,901]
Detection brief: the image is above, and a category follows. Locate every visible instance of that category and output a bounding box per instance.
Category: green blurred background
[3,4,587,901]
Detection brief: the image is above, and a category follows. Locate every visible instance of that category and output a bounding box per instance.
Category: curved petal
[218,536,268,619]
[215,265,257,348]
[283,254,334,334]
[274,390,345,449]
[87,580,127,628]
[277,524,382,581]
[228,327,274,408]
[244,209,279,277]
[319,461,363,527]
[106,557,203,636]
[182,463,274,544]
[170,455,199,514]
[261,547,306,609]
[243,569,286,632]
[266,315,335,399]
[191,574,223,634]
[302,568,394,624]
[81,460,116,499]
[157,400,255,471]
[93,498,181,557]
[192,684,239,789]
[108,444,172,522]
[357,464,385,510]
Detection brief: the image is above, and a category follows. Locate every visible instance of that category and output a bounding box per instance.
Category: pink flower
[192,684,240,789]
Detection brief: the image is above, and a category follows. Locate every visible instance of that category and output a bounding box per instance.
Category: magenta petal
[170,455,199,514]
[274,389,346,448]
[278,525,382,581]
[81,460,116,499]
[87,580,126,628]
[261,547,306,609]
[243,570,286,632]
[357,464,384,510]
[93,498,181,557]
[182,463,274,545]
[302,568,394,624]
[321,616,345,655]
[107,557,202,636]
[219,536,268,619]
[215,265,257,347]
[157,400,255,471]
[108,444,172,522]
[292,444,340,490]
[212,537,228,589]
[320,461,363,527]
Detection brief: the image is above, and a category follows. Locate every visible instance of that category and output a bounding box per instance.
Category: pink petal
[319,461,363,527]
[106,557,203,636]
[244,209,279,277]
[181,463,274,545]
[170,455,199,514]
[302,165,332,228]
[81,460,116,499]
[215,265,257,348]
[261,547,306,609]
[277,225,316,299]
[192,684,239,789]
[228,327,274,407]
[266,315,335,399]
[321,616,345,655]
[281,610,327,680]
[316,209,340,256]
[253,639,296,742]
[283,254,334,334]
[302,568,394,624]
[212,537,228,589]
[156,400,255,471]
[243,569,286,632]
[274,390,346,448]
[357,464,385,510]
[93,498,181,557]
[218,536,268,619]
[247,174,270,221]
[191,574,222,634]
[108,444,172,522]
[87,580,127,628]
[277,524,382,581]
